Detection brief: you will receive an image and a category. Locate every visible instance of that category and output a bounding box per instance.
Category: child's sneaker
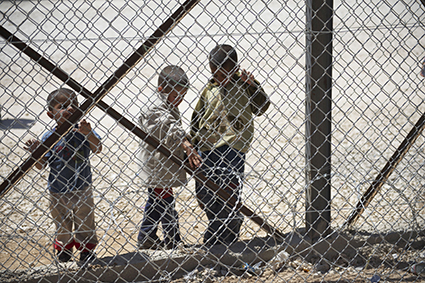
[57,249,72,262]
[80,250,95,262]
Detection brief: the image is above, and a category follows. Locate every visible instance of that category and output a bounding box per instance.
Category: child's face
[210,65,237,87]
[47,95,78,125]
[166,86,188,107]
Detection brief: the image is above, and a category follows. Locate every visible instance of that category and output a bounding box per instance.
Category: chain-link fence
[1,0,425,282]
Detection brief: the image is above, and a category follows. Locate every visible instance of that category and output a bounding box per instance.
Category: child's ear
[47,111,54,119]
[158,86,163,92]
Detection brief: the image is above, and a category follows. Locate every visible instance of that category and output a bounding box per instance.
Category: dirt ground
[171,266,424,283]
[2,229,425,282]
[2,108,425,282]
[2,0,425,282]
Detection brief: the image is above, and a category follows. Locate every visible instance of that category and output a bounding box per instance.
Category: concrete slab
[1,231,361,283]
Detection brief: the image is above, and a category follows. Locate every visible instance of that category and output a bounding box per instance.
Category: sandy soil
[1,0,425,282]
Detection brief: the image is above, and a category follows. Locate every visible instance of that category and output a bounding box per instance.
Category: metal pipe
[305,0,333,241]
[0,0,200,198]
[0,8,285,240]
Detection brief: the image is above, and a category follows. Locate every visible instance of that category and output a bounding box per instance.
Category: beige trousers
[50,188,98,251]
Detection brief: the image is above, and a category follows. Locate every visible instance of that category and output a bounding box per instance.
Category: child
[137,65,201,250]
[24,88,102,263]
[191,44,270,246]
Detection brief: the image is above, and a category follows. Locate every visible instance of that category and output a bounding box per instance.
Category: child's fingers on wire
[241,69,254,84]
[24,139,38,151]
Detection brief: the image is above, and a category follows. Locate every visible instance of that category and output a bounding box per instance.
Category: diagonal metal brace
[0,6,285,240]
[0,0,199,198]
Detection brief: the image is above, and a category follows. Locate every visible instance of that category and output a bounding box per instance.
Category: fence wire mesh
[1,0,425,282]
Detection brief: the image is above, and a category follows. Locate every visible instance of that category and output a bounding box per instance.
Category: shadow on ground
[2,230,425,282]
[0,118,35,130]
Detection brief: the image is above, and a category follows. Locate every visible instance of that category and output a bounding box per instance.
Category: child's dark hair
[47,88,78,111]
[158,65,189,93]
[209,44,238,71]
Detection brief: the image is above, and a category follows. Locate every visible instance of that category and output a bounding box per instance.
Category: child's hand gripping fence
[2,0,425,282]
[0,0,200,199]
[0,8,285,241]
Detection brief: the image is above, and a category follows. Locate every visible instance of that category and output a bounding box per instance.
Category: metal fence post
[305,0,333,241]
[1,0,424,280]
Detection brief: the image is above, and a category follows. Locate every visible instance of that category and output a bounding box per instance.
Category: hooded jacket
[137,91,187,188]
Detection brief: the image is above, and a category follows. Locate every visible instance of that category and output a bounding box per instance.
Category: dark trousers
[196,145,245,246]
[138,188,181,245]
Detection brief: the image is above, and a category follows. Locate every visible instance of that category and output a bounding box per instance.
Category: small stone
[315,262,330,273]
[183,269,198,281]
[269,251,290,271]
[370,274,380,282]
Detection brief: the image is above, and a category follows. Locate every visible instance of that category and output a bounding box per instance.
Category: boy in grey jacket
[137,65,201,249]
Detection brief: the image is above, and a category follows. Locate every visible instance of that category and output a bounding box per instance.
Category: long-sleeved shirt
[191,75,267,153]
[137,91,187,188]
